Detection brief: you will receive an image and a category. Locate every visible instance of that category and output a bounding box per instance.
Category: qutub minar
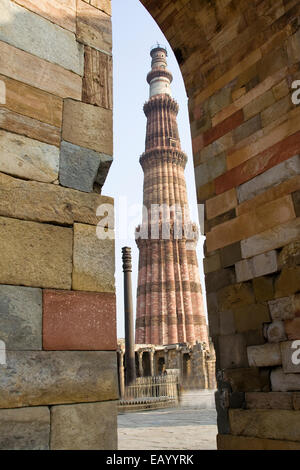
[135,46,209,346]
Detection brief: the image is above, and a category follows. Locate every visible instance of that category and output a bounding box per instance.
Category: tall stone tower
[135,46,208,346]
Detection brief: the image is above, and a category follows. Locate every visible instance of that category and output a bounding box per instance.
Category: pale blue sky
[102,0,206,338]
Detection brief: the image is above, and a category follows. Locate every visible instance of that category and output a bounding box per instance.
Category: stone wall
[142,0,300,449]
[0,0,117,449]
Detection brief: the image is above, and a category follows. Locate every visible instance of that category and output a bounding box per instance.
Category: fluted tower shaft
[135,46,208,346]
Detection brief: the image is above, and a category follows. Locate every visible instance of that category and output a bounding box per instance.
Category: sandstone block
[72,223,115,293]
[278,240,300,268]
[224,367,270,392]
[0,108,60,147]
[0,0,83,75]
[243,90,275,121]
[217,283,255,311]
[218,334,248,369]
[13,0,77,32]
[194,153,226,188]
[271,367,300,391]
[203,253,221,274]
[247,343,281,368]
[293,190,300,217]
[50,401,117,450]
[219,310,236,335]
[235,250,278,282]
[205,208,236,233]
[287,29,300,65]
[0,406,50,450]
[275,266,300,298]
[281,341,300,374]
[229,408,300,442]
[0,350,118,408]
[234,303,270,333]
[285,317,300,341]
[245,392,293,410]
[237,155,300,204]
[208,87,231,118]
[220,242,242,268]
[0,172,113,226]
[206,188,237,220]
[293,393,300,410]
[62,99,113,155]
[261,95,291,128]
[43,289,116,350]
[197,180,215,203]
[272,79,289,101]
[203,110,243,147]
[82,46,112,109]
[76,0,112,53]
[89,0,111,15]
[268,296,296,321]
[253,276,274,302]
[198,133,233,163]
[217,433,300,450]
[0,41,82,99]
[265,320,287,343]
[205,267,235,293]
[241,218,300,259]
[0,130,59,182]
[0,217,72,289]
[0,285,42,350]
[233,115,261,144]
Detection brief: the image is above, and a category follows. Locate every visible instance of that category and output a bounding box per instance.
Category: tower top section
[147,45,173,98]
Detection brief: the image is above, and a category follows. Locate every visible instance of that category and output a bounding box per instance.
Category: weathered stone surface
[217,282,255,311]
[269,296,297,321]
[281,341,300,374]
[0,285,42,350]
[76,0,112,53]
[89,0,111,15]
[72,223,115,293]
[0,172,113,225]
[253,275,274,302]
[206,188,237,220]
[237,155,300,204]
[0,0,83,75]
[265,321,287,343]
[247,343,281,368]
[287,29,300,65]
[275,266,300,298]
[208,87,231,118]
[217,433,300,450]
[0,130,59,182]
[235,250,278,282]
[245,392,293,410]
[50,401,117,450]
[198,132,233,163]
[234,303,270,333]
[0,107,60,147]
[195,153,226,187]
[261,95,291,128]
[243,90,275,121]
[82,46,112,109]
[233,115,261,144]
[205,267,236,293]
[271,367,300,392]
[241,218,300,259]
[203,253,221,274]
[0,73,63,127]
[0,351,118,408]
[215,391,230,434]
[0,217,72,289]
[205,208,236,233]
[207,293,219,336]
[229,408,300,442]
[0,41,82,99]
[43,290,116,350]
[59,140,112,192]
[219,310,236,335]
[293,393,300,410]
[293,190,300,217]
[0,406,50,450]
[285,317,300,341]
[62,99,113,155]
[13,0,77,32]
[224,367,270,392]
[218,334,248,369]
[278,240,300,268]
[220,242,242,268]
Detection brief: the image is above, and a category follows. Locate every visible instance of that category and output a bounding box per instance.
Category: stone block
[224,367,270,392]
[194,153,226,188]
[62,99,113,155]
[205,208,236,233]
[229,408,300,442]
[217,283,255,312]
[0,350,118,408]
[13,0,76,32]
[287,29,300,65]
[235,250,278,282]
[285,317,300,341]
[278,240,300,268]
[281,341,300,374]
[203,110,243,147]
[0,172,113,226]
[0,73,63,127]
[76,0,112,53]
[0,406,50,450]
[292,190,300,217]
[0,41,82,99]
[50,401,117,450]
[234,303,270,333]
[269,296,296,321]
[220,242,242,268]
[233,115,261,144]
[0,217,72,289]
[0,0,83,75]
[0,108,60,147]
[59,140,112,192]
[89,0,111,15]
[0,285,42,350]
[253,275,274,302]
[272,79,289,101]
[241,218,300,259]
[219,310,236,335]
[0,130,59,182]
[247,343,281,367]
[82,46,112,109]
[261,95,291,128]
[205,267,236,293]
[203,253,221,274]
[243,90,275,121]
[43,289,116,350]
[293,393,300,410]
[217,433,300,450]
[206,188,237,220]
[208,87,231,118]
[271,367,300,391]
[198,133,233,163]
[275,266,300,298]
[237,154,300,204]
[245,392,293,410]
[265,320,287,343]
[197,180,215,203]
[215,391,230,434]
[218,334,248,369]
[72,223,115,293]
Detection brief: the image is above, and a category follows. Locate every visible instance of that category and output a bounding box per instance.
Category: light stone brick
[245,392,293,410]
[235,250,278,282]
[195,153,226,187]
[247,343,281,368]
[0,0,83,75]
[266,321,287,343]
[271,367,300,391]
[268,296,296,321]
[0,130,59,183]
